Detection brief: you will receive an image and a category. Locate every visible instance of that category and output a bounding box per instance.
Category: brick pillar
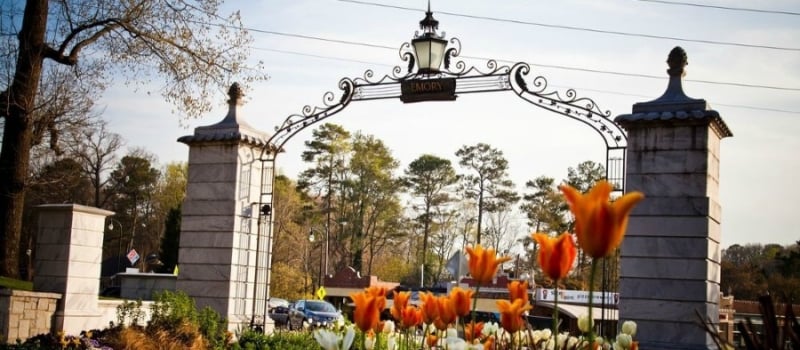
[34,204,113,335]
[615,47,733,349]
[176,83,274,332]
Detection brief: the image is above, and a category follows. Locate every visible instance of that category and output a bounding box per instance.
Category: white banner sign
[535,288,619,305]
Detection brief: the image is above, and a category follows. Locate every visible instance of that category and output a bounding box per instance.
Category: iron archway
[251,9,627,332]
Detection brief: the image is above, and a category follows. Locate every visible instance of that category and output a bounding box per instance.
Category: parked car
[287,299,343,330]
[268,297,291,328]
[269,305,290,328]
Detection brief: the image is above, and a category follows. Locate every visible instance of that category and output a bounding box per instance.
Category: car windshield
[306,301,336,313]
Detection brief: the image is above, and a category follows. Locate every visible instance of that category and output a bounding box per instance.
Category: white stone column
[176,83,274,332]
[34,204,113,335]
[616,47,733,350]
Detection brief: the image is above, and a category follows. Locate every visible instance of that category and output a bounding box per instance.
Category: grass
[0,276,33,291]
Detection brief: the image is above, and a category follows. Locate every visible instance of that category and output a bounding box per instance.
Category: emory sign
[400,78,457,103]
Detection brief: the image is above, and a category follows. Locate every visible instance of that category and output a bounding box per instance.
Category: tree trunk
[0,0,49,278]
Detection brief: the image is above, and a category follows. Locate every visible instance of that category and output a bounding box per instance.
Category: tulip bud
[621,320,637,337]
[578,314,594,333]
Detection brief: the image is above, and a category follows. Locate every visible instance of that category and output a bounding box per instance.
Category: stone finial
[667,46,688,77]
[227,82,243,105]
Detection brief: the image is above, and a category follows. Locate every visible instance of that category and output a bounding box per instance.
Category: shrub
[236,329,316,350]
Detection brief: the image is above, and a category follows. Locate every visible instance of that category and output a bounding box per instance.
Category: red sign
[127,249,140,265]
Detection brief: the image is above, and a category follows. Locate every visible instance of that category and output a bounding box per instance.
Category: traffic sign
[127,249,140,266]
[315,286,326,300]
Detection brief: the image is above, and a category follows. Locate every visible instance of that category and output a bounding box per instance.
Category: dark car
[269,305,290,328]
[287,299,342,330]
[268,298,291,328]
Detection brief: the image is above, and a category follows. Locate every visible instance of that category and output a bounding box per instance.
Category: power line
[255,46,800,115]
[637,0,800,16]
[255,30,800,92]
[254,46,395,67]
[337,0,800,52]
[246,28,395,50]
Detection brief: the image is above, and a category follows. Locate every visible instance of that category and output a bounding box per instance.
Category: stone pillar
[34,204,113,335]
[176,83,274,332]
[615,47,733,349]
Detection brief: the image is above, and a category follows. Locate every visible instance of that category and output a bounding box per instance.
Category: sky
[100,0,799,248]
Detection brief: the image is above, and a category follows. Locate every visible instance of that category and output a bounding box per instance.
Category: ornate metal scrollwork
[262,78,355,159]
[508,63,626,149]
[263,36,627,158]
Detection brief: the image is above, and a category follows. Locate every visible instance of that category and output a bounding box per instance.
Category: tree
[403,154,458,286]
[0,0,266,277]
[563,160,605,287]
[270,175,314,288]
[105,153,161,271]
[520,176,567,234]
[67,120,124,208]
[482,209,521,255]
[26,158,94,206]
[154,162,187,213]
[158,207,181,274]
[721,243,771,300]
[456,143,519,245]
[23,157,93,279]
[720,241,800,300]
[427,207,460,285]
[565,160,606,194]
[298,123,351,276]
[22,65,101,181]
[341,133,401,274]
[153,162,186,274]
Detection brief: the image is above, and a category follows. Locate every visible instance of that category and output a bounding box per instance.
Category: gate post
[34,204,112,334]
[177,83,272,332]
[615,47,732,349]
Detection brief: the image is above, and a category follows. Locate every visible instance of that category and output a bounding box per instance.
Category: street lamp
[107,217,125,274]
[306,232,315,296]
[411,3,448,75]
[310,226,328,293]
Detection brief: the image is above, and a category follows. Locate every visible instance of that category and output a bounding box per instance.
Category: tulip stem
[553,280,560,350]
[471,284,480,326]
[588,259,598,343]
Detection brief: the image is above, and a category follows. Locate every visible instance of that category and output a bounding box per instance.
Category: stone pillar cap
[178,83,276,149]
[615,47,732,138]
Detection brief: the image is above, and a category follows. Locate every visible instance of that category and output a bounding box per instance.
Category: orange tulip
[560,180,644,258]
[483,336,495,350]
[426,333,438,349]
[533,232,577,281]
[496,299,532,333]
[391,290,411,321]
[400,306,423,329]
[365,286,387,311]
[448,286,474,317]
[436,296,458,329]
[433,318,449,331]
[507,280,529,305]
[466,244,512,286]
[420,292,439,325]
[350,290,381,333]
[465,321,484,342]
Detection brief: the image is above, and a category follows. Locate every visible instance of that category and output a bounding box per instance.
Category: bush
[236,329,316,350]
[148,290,230,350]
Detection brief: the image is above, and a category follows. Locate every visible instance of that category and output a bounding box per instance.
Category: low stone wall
[0,289,61,342]
[0,288,159,343]
[118,272,177,300]
[96,299,155,328]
